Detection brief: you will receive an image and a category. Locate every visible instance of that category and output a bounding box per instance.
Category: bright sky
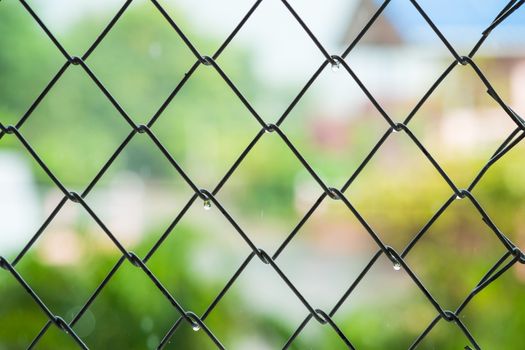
[33,0,355,85]
[28,0,525,122]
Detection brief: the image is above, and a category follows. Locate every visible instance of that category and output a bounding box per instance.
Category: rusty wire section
[1,0,525,349]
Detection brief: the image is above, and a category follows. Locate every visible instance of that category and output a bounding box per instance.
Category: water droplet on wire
[192,324,200,332]
[331,61,340,72]
[393,262,401,271]
[203,199,211,210]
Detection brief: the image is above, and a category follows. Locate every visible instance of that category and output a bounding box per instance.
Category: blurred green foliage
[1,1,525,349]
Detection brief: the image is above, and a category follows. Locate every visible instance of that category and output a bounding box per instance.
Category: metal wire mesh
[1,0,525,349]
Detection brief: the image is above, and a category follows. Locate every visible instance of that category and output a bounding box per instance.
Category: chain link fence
[1,0,525,349]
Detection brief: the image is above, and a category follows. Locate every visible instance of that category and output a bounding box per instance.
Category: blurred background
[1,0,525,349]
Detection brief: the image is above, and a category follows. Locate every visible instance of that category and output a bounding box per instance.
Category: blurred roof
[345,0,525,53]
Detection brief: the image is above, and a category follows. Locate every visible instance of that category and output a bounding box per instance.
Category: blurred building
[0,152,40,256]
[312,0,525,156]
[287,1,525,261]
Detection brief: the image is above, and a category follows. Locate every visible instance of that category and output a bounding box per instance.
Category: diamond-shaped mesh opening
[276,198,378,309]
[86,0,197,124]
[73,261,177,349]
[146,202,248,313]
[343,0,454,122]
[280,62,390,188]
[14,200,121,315]
[330,253,438,349]
[405,198,508,309]
[346,132,453,251]
[214,0,328,122]
[18,66,131,188]
[199,259,314,350]
[409,65,518,188]
[84,134,195,254]
[153,64,262,189]
[215,132,321,253]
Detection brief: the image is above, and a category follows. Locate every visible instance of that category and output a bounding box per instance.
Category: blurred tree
[1,1,525,350]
